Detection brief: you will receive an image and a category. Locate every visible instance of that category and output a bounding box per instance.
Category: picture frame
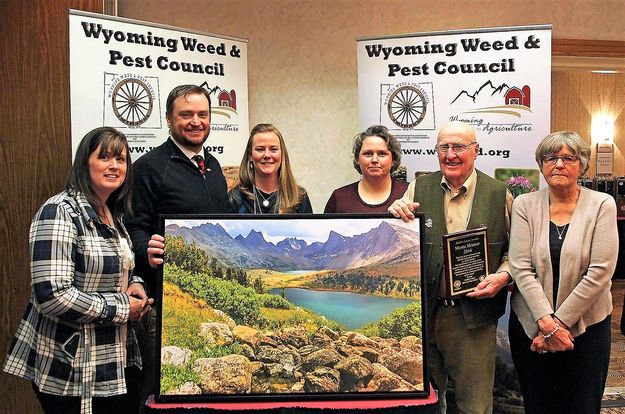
[155,213,428,403]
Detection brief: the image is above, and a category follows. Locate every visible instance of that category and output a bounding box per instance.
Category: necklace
[256,188,277,207]
[99,207,112,226]
[555,223,569,240]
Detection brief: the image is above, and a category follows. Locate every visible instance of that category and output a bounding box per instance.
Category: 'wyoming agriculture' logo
[200,82,242,133]
[200,81,239,120]
[451,80,532,117]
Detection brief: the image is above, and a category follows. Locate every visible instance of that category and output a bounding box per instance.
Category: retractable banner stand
[69,10,249,164]
[357,25,551,189]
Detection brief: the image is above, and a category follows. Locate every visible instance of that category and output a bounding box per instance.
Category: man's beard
[171,129,209,149]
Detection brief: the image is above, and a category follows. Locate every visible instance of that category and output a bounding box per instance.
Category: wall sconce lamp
[592,114,615,176]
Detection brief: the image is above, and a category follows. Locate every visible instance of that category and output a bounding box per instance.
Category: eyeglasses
[542,155,579,165]
[435,142,477,154]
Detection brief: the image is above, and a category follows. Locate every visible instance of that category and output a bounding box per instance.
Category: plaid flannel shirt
[3,190,143,414]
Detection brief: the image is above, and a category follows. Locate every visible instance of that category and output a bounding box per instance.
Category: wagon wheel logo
[111,78,153,126]
[387,86,427,128]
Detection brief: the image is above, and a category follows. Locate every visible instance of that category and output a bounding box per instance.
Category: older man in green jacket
[389,121,512,414]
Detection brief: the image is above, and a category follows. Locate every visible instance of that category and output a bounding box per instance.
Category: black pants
[509,311,610,414]
[135,307,158,412]
[33,365,142,414]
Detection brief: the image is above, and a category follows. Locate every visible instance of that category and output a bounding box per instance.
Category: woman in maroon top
[324,125,408,213]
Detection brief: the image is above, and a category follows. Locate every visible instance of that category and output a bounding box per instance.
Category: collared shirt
[170,137,204,169]
[442,168,478,234]
[401,169,513,285]
[3,190,143,414]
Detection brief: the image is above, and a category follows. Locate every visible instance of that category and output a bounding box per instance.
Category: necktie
[192,154,205,174]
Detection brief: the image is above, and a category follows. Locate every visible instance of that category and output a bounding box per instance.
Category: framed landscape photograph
[156,213,427,402]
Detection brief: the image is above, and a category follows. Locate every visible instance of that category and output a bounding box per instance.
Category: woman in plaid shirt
[3,127,153,414]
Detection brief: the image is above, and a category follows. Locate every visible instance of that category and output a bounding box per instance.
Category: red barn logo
[504,85,531,108]
[218,89,237,110]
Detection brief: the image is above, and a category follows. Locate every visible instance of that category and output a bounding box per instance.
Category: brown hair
[352,125,402,174]
[66,127,132,219]
[165,84,212,119]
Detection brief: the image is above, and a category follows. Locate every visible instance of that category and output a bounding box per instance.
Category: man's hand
[387,199,421,222]
[466,271,510,299]
[147,234,165,268]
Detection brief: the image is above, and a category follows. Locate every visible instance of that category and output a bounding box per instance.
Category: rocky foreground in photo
[161,322,424,395]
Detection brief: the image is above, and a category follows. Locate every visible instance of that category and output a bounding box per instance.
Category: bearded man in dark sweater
[125,84,230,408]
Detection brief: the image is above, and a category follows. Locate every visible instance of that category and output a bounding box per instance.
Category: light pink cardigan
[509,186,618,338]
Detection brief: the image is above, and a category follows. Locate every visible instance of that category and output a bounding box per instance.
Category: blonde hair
[237,124,304,213]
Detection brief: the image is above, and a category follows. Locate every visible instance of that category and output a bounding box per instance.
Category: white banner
[357,25,551,189]
[69,10,249,164]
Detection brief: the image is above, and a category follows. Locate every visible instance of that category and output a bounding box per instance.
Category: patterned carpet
[603,279,625,412]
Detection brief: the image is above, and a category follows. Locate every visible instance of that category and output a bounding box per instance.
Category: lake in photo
[269,287,416,329]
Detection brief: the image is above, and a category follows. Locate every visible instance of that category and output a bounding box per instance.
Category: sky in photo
[168,216,420,244]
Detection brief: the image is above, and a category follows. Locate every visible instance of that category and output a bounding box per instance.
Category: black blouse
[549,221,569,304]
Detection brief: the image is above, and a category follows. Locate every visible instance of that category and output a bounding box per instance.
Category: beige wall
[552,71,625,178]
[119,0,625,210]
